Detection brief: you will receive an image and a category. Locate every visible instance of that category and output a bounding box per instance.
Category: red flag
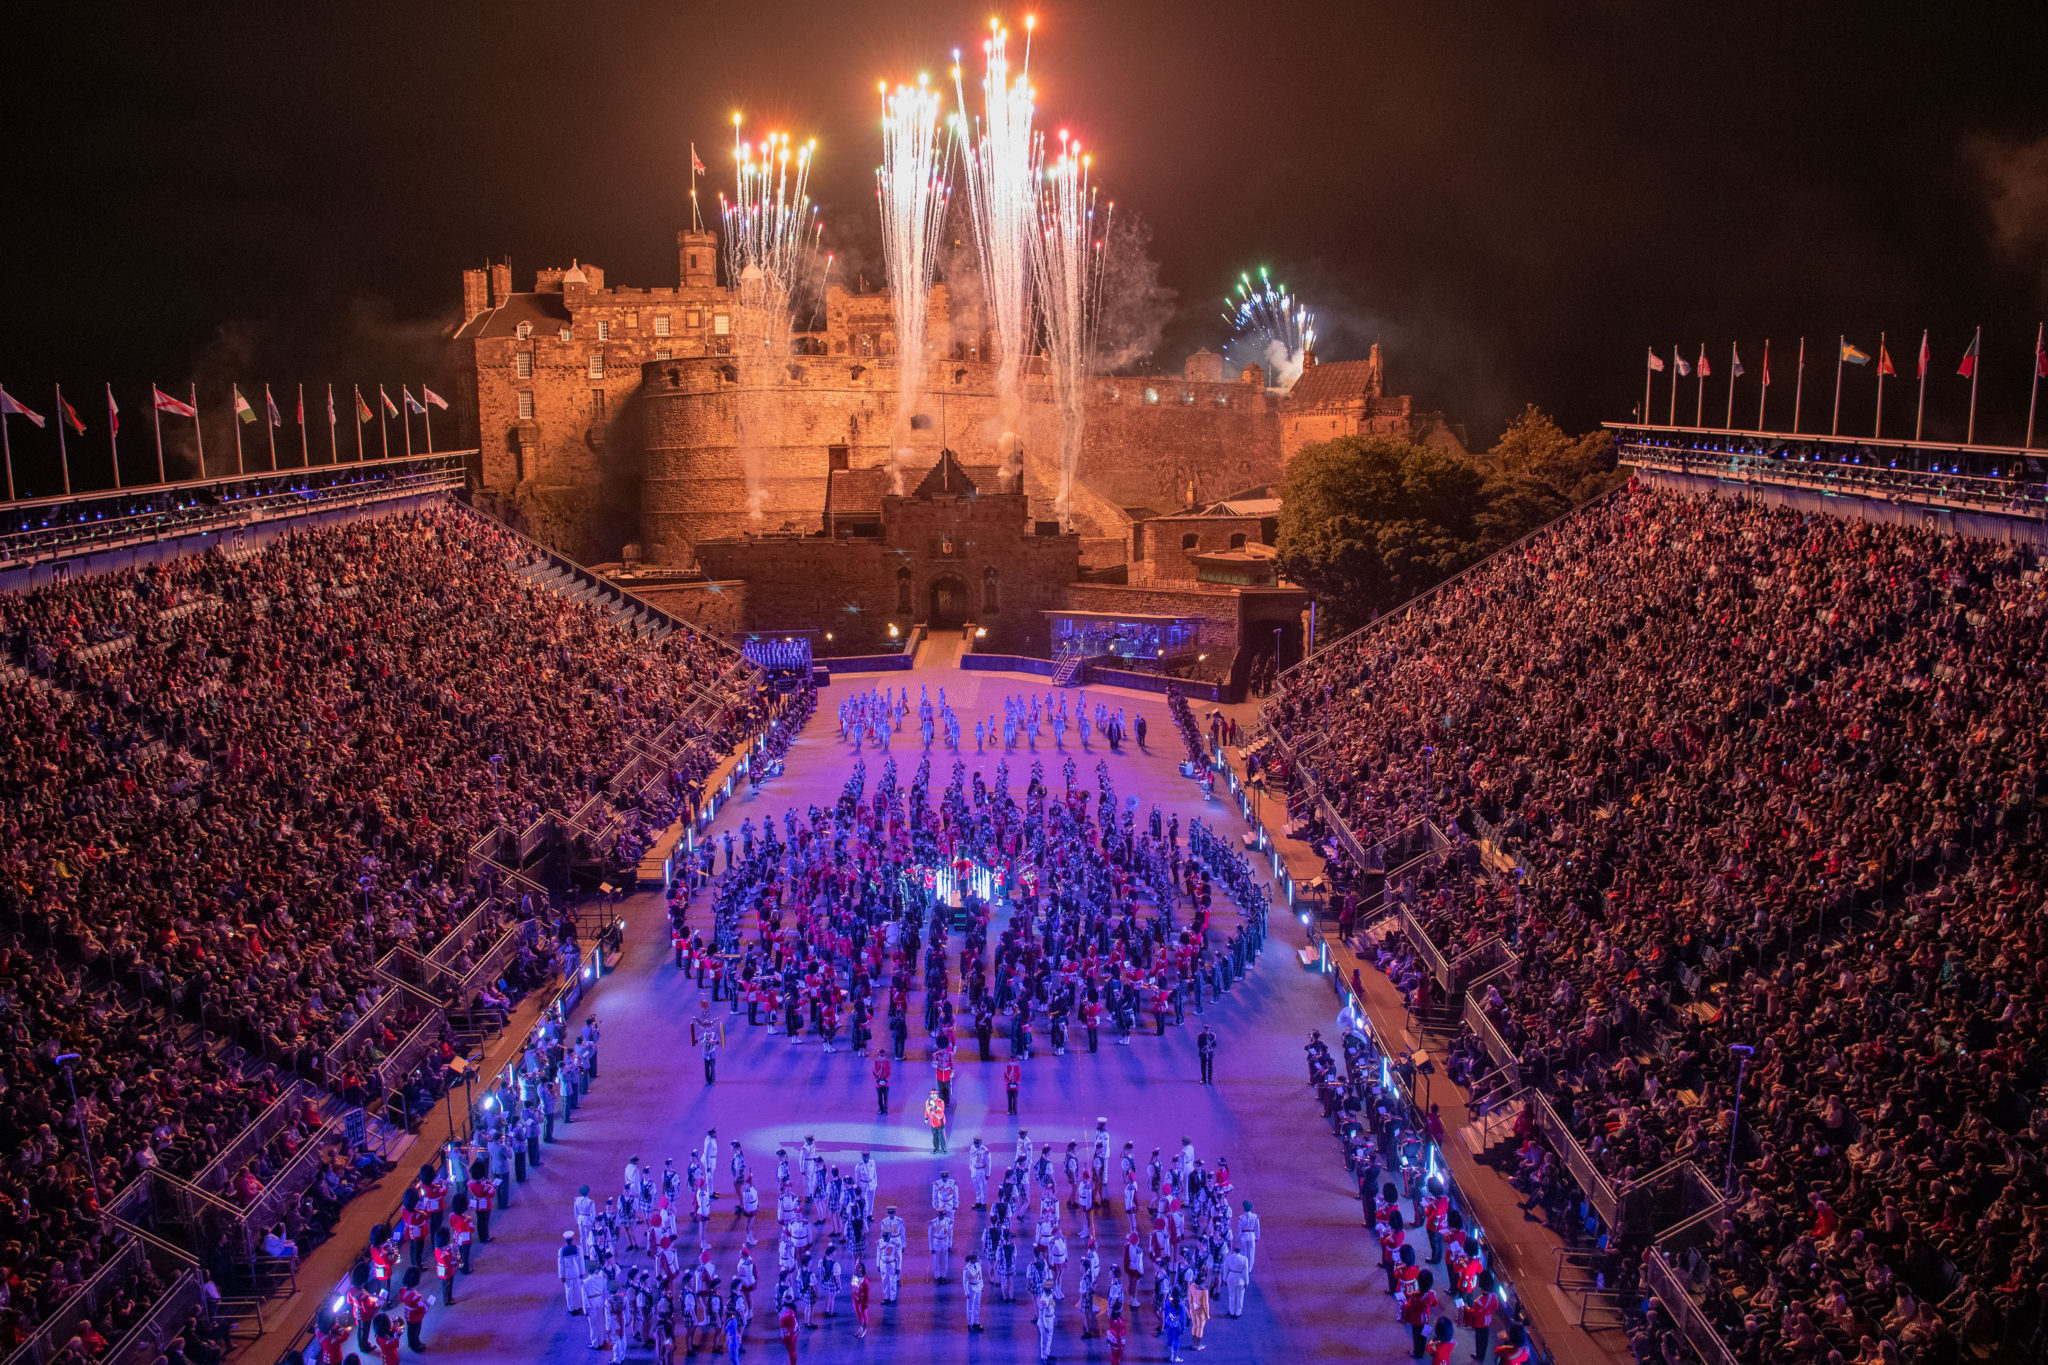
[1760,340,1771,387]
[60,393,87,434]
[106,385,120,439]
[691,142,707,176]
[1877,346,1896,378]
[297,389,305,424]
[1916,330,1929,379]
[2037,330,2047,379]
[1696,346,1711,378]
[152,386,197,418]
[0,389,46,427]
[1958,333,1980,378]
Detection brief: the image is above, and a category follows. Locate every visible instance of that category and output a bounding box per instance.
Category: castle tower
[679,229,717,288]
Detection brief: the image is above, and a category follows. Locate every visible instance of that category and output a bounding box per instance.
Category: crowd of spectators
[1269,482,2048,1364]
[0,500,765,1351]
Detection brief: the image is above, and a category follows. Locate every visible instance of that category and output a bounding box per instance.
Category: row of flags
[1644,326,2048,447]
[0,381,451,504]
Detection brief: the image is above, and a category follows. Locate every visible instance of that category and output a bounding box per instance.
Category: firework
[719,116,826,520]
[877,75,954,493]
[1224,268,1317,392]
[1034,131,1109,525]
[952,16,1042,482]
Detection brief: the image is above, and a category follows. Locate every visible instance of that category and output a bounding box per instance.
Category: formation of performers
[837,684,1144,754]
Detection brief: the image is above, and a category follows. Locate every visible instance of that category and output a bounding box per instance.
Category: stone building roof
[912,450,992,498]
[1283,358,1381,409]
[451,292,573,341]
[825,467,890,517]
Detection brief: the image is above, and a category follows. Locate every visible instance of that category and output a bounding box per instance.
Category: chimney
[1302,343,1317,370]
[488,259,513,307]
[461,268,489,320]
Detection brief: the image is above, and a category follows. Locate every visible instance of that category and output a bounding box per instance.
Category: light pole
[1724,1043,1755,1194]
[54,1052,99,1205]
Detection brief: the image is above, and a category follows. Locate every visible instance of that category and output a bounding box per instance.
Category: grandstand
[0,458,777,1364]
[1263,467,2048,1365]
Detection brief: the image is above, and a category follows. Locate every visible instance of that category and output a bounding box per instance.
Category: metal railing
[238,1115,345,1241]
[191,1082,316,1200]
[1,1238,147,1365]
[1643,1248,1741,1365]
[107,1267,205,1365]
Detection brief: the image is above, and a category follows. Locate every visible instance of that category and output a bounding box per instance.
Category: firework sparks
[1224,267,1317,392]
[952,16,1041,484]
[720,116,826,521]
[877,74,954,493]
[1034,131,1108,525]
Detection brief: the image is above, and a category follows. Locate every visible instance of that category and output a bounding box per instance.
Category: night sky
[6,1,2047,493]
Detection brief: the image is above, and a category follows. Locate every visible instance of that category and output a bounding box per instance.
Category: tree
[1276,435,1493,635]
[1490,404,1621,502]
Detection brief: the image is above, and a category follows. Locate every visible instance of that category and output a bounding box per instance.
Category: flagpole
[379,390,390,462]
[1793,338,1805,434]
[1669,347,1679,426]
[232,385,246,475]
[190,383,205,480]
[1726,343,1737,429]
[299,383,310,467]
[1695,347,1706,427]
[1915,329,1928,443]
[2028,322,2043,450]
[328,384,339,465]
[1873,332,1886,440]
[1643,351,1653,426]
[1757,340,1769,432]
[402,394,413,458]
[424,395,434,455]
[1,393,14,503]
[108,383,121,489]
[265,385,278,471]
[354,386,364,462]
[152,383,167,484]
[1830,336,1845,436]
[55,383,71,496]
[1961,326,1982,445]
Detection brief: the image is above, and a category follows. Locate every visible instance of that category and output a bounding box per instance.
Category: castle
[447,229,1460,670]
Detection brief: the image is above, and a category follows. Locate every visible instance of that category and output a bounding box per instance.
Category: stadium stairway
[512,559,672,640]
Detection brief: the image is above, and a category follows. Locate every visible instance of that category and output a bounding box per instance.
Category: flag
[296,389,305,424]
[1696,347,1710,378]
[1732,346,1744,379]
[2037,331,2047,378]
[1957,333,1979,377]
[1840,341,1870,365]
[1761,341,1771,387]
[355,390,373,424]
[1676,354,1691,377]
[691,143,707,176]
[0,389,46,427]
[1917,331,1930,379]
[327,387,337,425]
[379,386,399,418]
[1877,346,1896,377]
[60,393,87,435]
[153,386,198,418]
[403,386,426,414]
[1646,348,1665,372]
[107,387,120,438]
[266,387,283,426]
[422,386,449,410]
[234,387,257,424]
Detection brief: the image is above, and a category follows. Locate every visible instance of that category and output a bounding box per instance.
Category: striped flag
[379,386,400,418]
[422,386,450,410]
[1957,332,1980,377]
[355,389,374,424]
[234,387,258,424]
[107,386,120,437]
[60,392,87,435]
[1696,346,1710,378]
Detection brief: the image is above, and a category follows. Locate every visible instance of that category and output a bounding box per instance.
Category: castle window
[909,414,933,431]
[689,252,700,270]
[1181,533,1199,551]
[655,347,672,361]
[713,313,730,336]
[517,390,535,420]
[558,327,571,342]
[588,354,605,380]
[983,567,1000,613]
[1144,387,1159,404]
[1229,532,1247,549]
[828,444,850,471]
[515,352,533,379]
[591,388,606,417]
[597,320,612,340]
[687,310,702,328]
[897,567,912,613]
[654,314,672,337]
[515,321,533,340]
